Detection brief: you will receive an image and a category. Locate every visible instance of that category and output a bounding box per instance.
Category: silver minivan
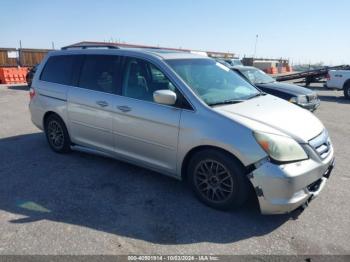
[29,45,335,214]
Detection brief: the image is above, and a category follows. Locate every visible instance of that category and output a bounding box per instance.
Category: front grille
[309,130,331,159]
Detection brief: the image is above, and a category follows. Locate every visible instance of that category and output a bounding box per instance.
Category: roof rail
[61,44,119,50]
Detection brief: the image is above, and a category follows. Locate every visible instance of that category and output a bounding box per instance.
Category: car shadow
[0,133,297,244]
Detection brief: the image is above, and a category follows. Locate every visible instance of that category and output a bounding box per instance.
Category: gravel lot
[0,84,349,255]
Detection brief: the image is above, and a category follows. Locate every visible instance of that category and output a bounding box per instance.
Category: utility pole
[51,42,55,50]
[253,34,258,58]
[18,40,22,67]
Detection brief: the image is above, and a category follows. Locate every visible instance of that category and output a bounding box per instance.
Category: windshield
[239,68,275,84]
[166,59,260,106]
[231,59,243,66]
[216,59,232,68]
[225,59,243,66]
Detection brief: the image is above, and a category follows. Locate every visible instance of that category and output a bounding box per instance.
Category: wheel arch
[43,111,66,130]
[42,110,72,153]
[180,145,250,181]
[343,79,350,89]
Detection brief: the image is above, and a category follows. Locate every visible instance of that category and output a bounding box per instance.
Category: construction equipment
[276,65,350,86]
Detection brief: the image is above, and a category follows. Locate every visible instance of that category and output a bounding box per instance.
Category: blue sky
[1,0,349,64]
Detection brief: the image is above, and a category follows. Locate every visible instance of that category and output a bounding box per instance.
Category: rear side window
[79,55,121,94]
[40,55,77,85]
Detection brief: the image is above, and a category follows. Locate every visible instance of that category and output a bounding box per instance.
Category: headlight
[290,95,307,104]
[297,95,308,104]
[253,131,308,162]
[289,97,297,103]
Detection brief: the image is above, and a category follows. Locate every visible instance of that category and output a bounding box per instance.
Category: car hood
[213,94,324,143]
[256,81,314,96]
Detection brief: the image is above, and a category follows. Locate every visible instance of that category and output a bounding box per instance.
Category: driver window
[122,58,177,102]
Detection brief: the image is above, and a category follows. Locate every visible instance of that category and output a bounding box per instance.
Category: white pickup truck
[326,70,350,99]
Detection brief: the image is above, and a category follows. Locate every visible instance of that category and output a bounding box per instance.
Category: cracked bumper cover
[249,147,335,215]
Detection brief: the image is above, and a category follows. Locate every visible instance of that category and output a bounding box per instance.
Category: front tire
[44,114,71,153]
[344,82,350,99]
[187,149,249,210]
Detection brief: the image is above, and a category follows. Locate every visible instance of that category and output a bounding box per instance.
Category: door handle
[117,105,132,112]
[96,101,108,107]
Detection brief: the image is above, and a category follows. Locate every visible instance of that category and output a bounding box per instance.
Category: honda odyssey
[29,44,335,214]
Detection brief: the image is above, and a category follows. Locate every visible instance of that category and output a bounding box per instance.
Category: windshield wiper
[255,80,276,84]
[247,92,266,100]
[209,99,243,106]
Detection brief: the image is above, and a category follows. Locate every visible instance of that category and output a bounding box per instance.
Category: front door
[112,57,183,174]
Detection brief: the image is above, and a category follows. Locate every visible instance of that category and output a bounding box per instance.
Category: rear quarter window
[40,55,78,85]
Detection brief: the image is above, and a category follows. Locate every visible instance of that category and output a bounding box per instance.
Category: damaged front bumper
[248,146,335,215]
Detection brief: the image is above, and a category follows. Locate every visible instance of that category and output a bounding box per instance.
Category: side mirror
[153,90,177,105]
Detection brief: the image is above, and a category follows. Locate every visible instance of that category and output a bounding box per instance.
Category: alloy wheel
[47,120,64,149]
[194,159,234,203]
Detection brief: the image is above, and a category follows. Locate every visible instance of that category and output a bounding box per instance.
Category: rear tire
[187,149,249,210]
[344,82,350,99]
[44,114,71,153]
